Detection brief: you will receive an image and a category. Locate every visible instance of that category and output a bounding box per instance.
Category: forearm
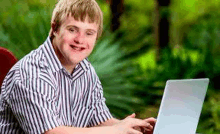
[44,125,113,134]
[97,118,120,126]
[44,118,120,134]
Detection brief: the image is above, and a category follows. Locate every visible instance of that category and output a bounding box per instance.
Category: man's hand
[126,113,156,134]
[142,117,156,134]
[110,113,156,134]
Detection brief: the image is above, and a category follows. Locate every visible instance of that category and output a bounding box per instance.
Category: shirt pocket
[72,104,94,127]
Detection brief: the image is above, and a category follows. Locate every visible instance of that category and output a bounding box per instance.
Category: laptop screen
[153,78,209,134]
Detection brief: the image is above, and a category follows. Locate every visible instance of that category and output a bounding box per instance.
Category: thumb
[126,113,136,118]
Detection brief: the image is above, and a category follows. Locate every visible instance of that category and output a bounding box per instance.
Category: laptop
[153,78,209,134]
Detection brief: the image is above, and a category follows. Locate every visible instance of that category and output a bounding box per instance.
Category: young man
[0,0,156,133]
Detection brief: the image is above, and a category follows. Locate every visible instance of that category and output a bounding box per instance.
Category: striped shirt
[0,37,112,134]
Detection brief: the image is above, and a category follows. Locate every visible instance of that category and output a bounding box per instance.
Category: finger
[126,113,136,118]
[134,126,152,134]
[140,127,153,134]
[142,126,153,132]
[129,128,143,134]
[139,122,153,131]
[144,117,156,124]
[144,123,153,130]
[144,117,156,126]
[141,124,155,134]
[129,119,152,128]
[133,126,141,132]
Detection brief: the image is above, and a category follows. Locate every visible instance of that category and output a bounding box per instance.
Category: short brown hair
[49,0,103,39]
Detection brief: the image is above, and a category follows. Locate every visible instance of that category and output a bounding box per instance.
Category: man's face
[52,16,98,72]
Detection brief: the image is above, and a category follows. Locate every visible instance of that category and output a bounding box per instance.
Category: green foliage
[0,0,52,59]
[170,0,220,46]
[115,0,155,56]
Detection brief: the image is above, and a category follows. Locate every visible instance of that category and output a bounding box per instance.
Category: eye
[86,32,93,36]
[68,28,75,32]
[86,31,96,36]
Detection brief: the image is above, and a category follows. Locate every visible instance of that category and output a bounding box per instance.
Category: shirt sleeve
[88,78,113,127]
[7,78,63,134]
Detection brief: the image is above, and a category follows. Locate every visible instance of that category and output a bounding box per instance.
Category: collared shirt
[0,37,112,134]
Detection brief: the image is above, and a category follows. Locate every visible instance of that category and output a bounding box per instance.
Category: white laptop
[153,78,209,134]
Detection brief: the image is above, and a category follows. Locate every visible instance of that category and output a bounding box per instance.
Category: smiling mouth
[70,45,85,51]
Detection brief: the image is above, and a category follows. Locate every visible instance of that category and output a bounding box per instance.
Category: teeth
[71,45,81,51]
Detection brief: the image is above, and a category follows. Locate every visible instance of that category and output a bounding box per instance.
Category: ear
[51,22,58,36]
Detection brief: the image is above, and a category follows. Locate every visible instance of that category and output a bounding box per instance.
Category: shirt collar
[79,58,90,71]
[42,37,90,73]
[42,37,63,72]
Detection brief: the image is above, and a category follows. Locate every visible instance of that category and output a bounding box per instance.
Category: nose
[74,32,84,44]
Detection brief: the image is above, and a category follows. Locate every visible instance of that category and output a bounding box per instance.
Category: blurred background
[1,0,220,133]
